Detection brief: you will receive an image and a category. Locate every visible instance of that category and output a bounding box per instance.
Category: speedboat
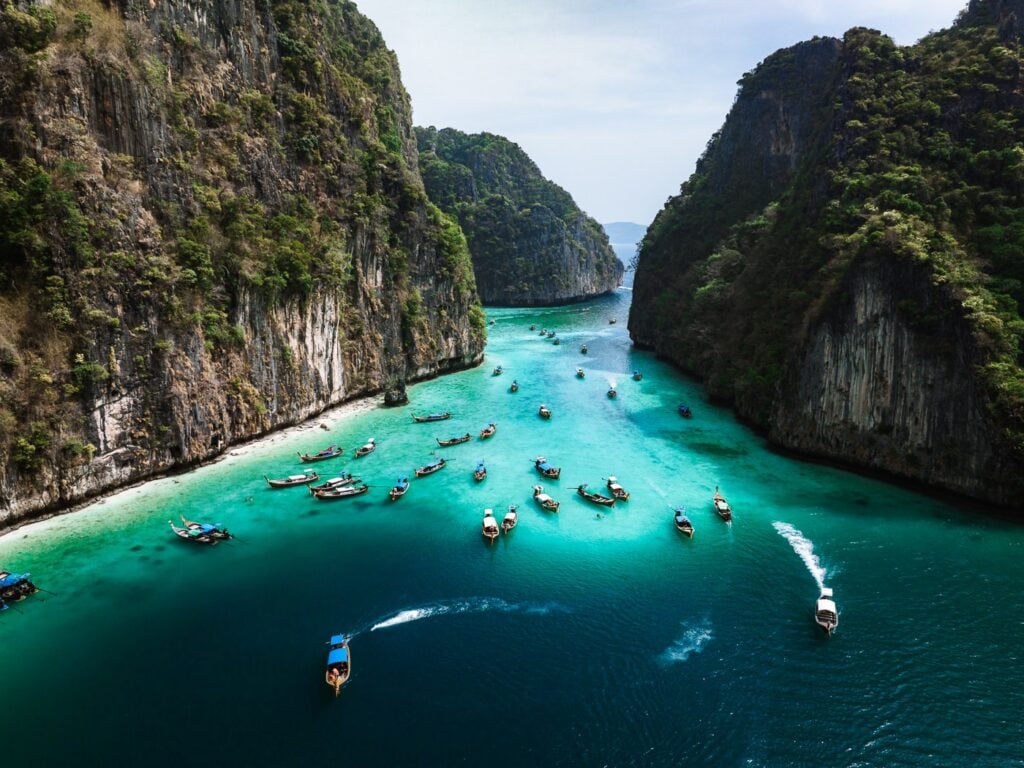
[674,507,694,538]
[712,487,732,522]
[325,635,351,696]
[815,588,838,635]
[502,505,518,533]
[482,509,500,542]
[533,485,559,512]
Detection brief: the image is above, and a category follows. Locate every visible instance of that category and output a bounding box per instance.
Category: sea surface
[2,289,1023,767]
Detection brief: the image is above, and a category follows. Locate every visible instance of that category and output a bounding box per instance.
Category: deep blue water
[1,289,1023,767]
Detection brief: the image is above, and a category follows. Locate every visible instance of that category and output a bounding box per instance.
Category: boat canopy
[287,474,307,481]
[820,587,833,598]
[0,572,28,588]
[194,523,219,534]
[327,647,349,665]
[537,462,553,471]
[330,634,346,646]
[817,599,837,614]
[537,493,553,503]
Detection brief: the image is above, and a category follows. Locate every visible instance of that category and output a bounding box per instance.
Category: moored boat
[325,635,351,696]
[412,411,451,423]
[539,328,547,336]
[502,505,518,533]
[534,456,561,478]
[547,331,556,338]
[298,444,343,462]
[353,438,376,458]
[674,507,694,538]
[480,422,497,439]
[474,460,487,482]
[576,484,616,507]
[632,370,643,381]
[437,432,472,447]
[606,476,630,500]
[678,403,693,418]
[493,365,504,376]
[576,368,585,379]
[553,337,561,345]
[313,483,370,500]
[482,509,500,542]
[538,404,552,419]
[0,569,37,610]
[509,380,519,393]
[609,318,617,324]
[529,324,536,331]
[607,386,617,399]
[533,485,560,512]
[265,470,319,488]
[309,472,359,493]
[580,344,587,354]
[169,515,232,544]
[815,588,838,635]
[388,476,410,501]
[415,457,447,477]
[712,487,732,521]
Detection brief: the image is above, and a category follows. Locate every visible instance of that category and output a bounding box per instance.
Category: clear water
[2,289,1023,767]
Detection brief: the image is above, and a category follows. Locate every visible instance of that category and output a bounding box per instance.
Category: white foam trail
[660,619,713,664]
[369,598,564,632]
[773,521,827,590]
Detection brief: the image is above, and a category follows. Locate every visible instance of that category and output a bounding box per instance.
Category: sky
[356,0,969,226]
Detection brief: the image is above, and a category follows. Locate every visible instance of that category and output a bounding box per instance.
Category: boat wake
[773,521,827,590]
[660,618,713,664]
[367,597,566,633]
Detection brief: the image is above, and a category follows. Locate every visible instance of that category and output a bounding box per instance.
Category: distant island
[603,222,647,247]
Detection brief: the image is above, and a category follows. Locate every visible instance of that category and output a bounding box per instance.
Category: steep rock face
[0,0,484,529]
[415,126,623,306]
[630,3,1024,507]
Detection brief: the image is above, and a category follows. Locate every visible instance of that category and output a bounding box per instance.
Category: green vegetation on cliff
[631,0,1024,503]
[415,126,622,306]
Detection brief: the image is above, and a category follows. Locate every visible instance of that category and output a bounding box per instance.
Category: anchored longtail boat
[678,403,692,418]
[492,365,504,376]
[310,472,359,493]
[388,477,410,501]
[534,457,561,479]
[353,438,376,458]
[0,570,37,610]
[437,433,472,447]
[415,457,447,477]
[474,461,487,482]
[482,509,500,542]
[169,515,232,544]
[576,368,585,379]
[553,337,561,345]
[265,471,319,488]
[533,485,559,511]
[313,484,370,500]
[538,404,552,419]
[509,380,519,393]
[607,386,617,399]
[502,505,518,533]
[674,507,694,538]
[325,635,351,696]
[479,422,497,439]
[576,484,616,507]
[412,412,451,423]
[606,476,630,500]
[713,487,732,522]
[298,444,343,462]
[632,371,643,381]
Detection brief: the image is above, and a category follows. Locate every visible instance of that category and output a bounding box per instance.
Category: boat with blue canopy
[325,634,351,696]
[474,460,487,482]
[534,457,561,479]
[388,476,410,500]
[674,507,694,538]
[169,515,232,544]
[0,569,37,610]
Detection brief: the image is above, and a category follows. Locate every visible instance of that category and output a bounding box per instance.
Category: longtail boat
[313,484,370,500]
[265,471,319,489]
[310,472,359,493]
[538,404,552,419]
[529,324,536,331]
[553,337,561,345]
[606,476,630,500]
[412,412,451,423]
[437,433,472,447]
[607,386,617,399]
[325,635,351,696]
[713,487,733,522]
[534,457,561,479]
[482,509,500,543]
[353,438,377,458]
[674,507,694,538]
[576,368,585,379]
[492,365,504,376]
[0,570,37,610]
[580,344,587,354]
[678,403,693,418]
[169,515,232,544]
[509,380,519,393]
[502,505,518,533]
[388,477,410,501]
[479,422,497,439]
[576,484,616,507]
[815,588,839,636]
[533,485,559,512]
[298,444,343,463]
[474,461,487,482]
[632,370,643,381]
[415,457,447,477]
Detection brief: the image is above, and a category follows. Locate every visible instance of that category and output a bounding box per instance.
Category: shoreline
[0,392,381,544]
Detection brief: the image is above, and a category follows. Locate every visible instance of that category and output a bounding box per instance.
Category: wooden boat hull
[266,473,319,488]
[313,485,370,500]
[389,488,408,500]
[298,450,343,462]
[412,413,451,422]
[415,462,446,477]
[675,522,694,537]
[437,434,472,447]
[354,446,376,458]
[577,488,616,506]
[483,529,499,542]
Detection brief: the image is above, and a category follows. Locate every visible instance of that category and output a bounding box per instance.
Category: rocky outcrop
[416,126,623,306]
[630,3,1024,507]
[0,0,484,529]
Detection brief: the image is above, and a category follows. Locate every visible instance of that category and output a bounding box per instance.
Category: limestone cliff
[415,126,623,306]
[630,2,1024,507]
[0,0,484,529]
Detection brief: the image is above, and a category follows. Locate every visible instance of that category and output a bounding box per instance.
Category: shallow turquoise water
[2,289,1023,767]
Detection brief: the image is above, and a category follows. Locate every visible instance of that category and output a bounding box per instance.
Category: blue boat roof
[327,647,349,665]
[0,572,28,588]
[197,523,218,534]
[538,462,552,470]
[330,633,346,646]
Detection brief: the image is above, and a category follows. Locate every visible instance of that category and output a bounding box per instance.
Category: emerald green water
[2,289,1023,766]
